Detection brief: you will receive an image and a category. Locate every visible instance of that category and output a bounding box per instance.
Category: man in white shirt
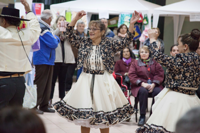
[0,0,41,110]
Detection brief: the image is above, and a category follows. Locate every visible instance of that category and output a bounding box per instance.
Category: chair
[133,96,154,123]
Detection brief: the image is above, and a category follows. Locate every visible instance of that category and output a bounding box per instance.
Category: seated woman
[128,45,164,126]
[114,47,135,76]
[170,44,179,56]
[114,24,135,62]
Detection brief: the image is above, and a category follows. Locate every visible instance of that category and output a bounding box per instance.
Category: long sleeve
[25,12,41,45]
[111,31,134,53]
[65,26,86,49]
[40,32,60,49]
[152,60,164,86]
[128,61,142,86]
[114,61,125,76]
[149,42,183,71]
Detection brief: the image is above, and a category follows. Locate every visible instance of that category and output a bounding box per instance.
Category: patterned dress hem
[53,100,134,129]
[136,124,173,133]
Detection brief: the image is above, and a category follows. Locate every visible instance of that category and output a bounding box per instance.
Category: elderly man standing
[33,10,60,114]
[101,18,115,38]
[0,0,40,110]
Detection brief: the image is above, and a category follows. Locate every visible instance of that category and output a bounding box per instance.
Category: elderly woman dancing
[53,10,140,133]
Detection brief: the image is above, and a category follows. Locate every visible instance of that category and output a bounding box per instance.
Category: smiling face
[119,25,127,35]
[140,48,149,60]
[88,24,103,40]
[77,23,85,34]
[170,46,179,56]
[123,48,130,59]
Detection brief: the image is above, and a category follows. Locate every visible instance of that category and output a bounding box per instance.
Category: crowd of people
[0,0,200,133]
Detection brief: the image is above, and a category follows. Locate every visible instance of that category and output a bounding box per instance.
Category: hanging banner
[143,14,149,25]
[118,13,132,27]
[190,14,200,22]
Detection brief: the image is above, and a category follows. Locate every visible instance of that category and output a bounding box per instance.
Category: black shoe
[138,117,145,126]
[40,108,55,113]
[31,108,44,114]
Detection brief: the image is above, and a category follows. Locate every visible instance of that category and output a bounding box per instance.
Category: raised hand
[20,0,31,12]
[130,11,140,24]
[75,10,86,21]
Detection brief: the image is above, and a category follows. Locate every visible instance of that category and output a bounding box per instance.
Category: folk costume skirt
[136,88,200,133]
[53,71,134,129]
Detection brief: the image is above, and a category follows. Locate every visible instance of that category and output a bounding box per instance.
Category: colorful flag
[134,25,141,40]
[118,13,132,27]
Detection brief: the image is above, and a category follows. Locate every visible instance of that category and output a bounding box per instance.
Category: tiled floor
[39,82,152,133]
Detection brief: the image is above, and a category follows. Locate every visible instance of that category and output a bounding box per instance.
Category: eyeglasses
[88,28,100,31]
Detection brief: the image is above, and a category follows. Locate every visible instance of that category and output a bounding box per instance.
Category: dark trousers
[0,77,25,110]
[138,87,161,115]
[50,63,68,99]
[34,65,53,109]
[65,64,76,91]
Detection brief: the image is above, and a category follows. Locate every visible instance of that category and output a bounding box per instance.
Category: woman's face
[170,46,179,56]
[140,49,149,60]
[177,37,185,53]
[57,17,65,24]
[119,25,127,34]
[123,48,130,59]
[77,24,85,34]
[89,24,104,40]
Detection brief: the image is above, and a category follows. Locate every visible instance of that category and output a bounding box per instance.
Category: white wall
[163,0,200,55]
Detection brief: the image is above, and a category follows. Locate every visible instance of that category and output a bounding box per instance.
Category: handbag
[23,83,37,109]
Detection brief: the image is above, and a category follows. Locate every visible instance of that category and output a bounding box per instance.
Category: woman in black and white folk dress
[53,11,140,133]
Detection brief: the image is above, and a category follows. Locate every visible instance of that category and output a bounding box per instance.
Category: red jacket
[114,59,135,76]
[128,59,164,97]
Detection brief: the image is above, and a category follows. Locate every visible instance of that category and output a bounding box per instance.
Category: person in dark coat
[128,45,164,126]
[114,47,135,76]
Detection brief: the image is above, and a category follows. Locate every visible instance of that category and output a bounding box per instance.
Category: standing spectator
[49,16,76,107]
[75,21,86,80]
[170,44,179,56]
[101,18,115,38]
[114,24,135,62]
[144,28,164,53]
[33,10,60,114]
[129,46,164,126]
[0,0,40,109]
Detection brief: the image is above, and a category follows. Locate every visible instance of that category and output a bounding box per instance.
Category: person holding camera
[0,0,40,110]
[49,16,76,107]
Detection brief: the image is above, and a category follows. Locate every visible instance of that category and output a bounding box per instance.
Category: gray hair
[76,21,85,27]
[41,9,53,20]
[175,106,200,133]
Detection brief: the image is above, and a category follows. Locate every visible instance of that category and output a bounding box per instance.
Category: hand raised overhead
[20,0,31,12]
[130,11,140,24]
[75,10,86,21]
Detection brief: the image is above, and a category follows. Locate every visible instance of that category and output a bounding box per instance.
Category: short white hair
[41,9,53,20]
[76,21,85,27]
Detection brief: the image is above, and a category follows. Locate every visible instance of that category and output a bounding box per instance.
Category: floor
[39,82,152,133]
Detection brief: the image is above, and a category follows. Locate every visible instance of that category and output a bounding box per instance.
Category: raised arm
[65,11,87,49]
[111,11,140,53]
[21,0,41,44]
